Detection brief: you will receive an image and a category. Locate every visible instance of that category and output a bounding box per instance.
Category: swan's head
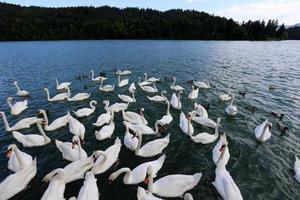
[6,144,17,158]
[268,122,273,129]
[217,118,221,125]
[108,170,119,183]
[7,97,14,101]
[144,165,154,184]
[53,169,65,180]
[140,107,145,115]
[43,88,48,91]
[72,136,80,149]
[92,150,103,162]
[13,81,17,84]
[0,111,4,117]
[216,134,228,163]
[36,118,45,125]
[184,193,194,200]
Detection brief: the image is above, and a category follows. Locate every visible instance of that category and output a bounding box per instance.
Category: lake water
[0,40,300,200]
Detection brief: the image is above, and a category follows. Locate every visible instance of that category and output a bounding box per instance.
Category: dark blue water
[0,40,300,200]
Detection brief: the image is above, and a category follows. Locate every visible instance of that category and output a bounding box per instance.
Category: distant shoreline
[0,2,289,41]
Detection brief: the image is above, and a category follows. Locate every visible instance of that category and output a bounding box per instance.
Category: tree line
[0,2,289,41]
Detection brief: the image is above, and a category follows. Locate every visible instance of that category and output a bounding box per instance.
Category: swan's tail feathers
[158,154,166,163]
[43,168,61,182]
[12,131,23,141]
[55,139,63,149]
[192,173,202,186]
[115,137,121,144]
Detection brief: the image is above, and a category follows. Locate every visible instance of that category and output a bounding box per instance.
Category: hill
[0,2,288,41]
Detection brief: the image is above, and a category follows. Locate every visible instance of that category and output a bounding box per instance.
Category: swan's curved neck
[91,70,95,79]
[110,111,115,123]
[153,83,157,91]
[66,87,71,99]
[55,78,59,87]
[14,147,26,169]
[161,91,166,98]
[258,122,270,141]
[132,90,135,101]
[112,168,131,183]
[144,73,148,81]
[138,77,141,84]
[118,76,121,84]
[14,82,21,92]
[37,123,50,142]
[40,111,49,126]
[7,99,13,109]
[166,101,170,115]
[44,89,51,101]
[172,78,176,87]
[90,101,96,110]
[177,92,181,107]
[187,117,191,136]
[0,112,11,131]
[154,121,159,133]
[135,133,142,154]
[147,171,154,192]
[100,79,103,89]
[214,122,220,136]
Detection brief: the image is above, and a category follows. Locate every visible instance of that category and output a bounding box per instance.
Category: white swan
[12,120,51,147]
[294,156,300,183]
[179,112,194,136]
[225,94,237,116]
[137,187,163,200]
[118,90,136,103]
[122,108,148,125]
[123,121,138,151]
[91,69,105,82]
[144,73,160,82]
[135,133,170,158]
[144,166,202,198]
[93,103,112,127]
[170,77,184,91]
[193,102,208,118]
[0,158,37,200]
[0,111,38,132]
[13,81,29,97]
[109,154,166,185]
[139,76,152,86]
[75,171,99,200]
[92,137,122,174]
[189,111,216,128]
[190,118,221,144]
[99,78,115,92]
[107,100,129,113]
[219,86,232,101]
[193,80,210,89]
[44,88,68,102]
[7,97,28,116]
[116,69,132,75]
[124,121,156,135]
[38,109,69,131]
[212,165,243,200]
[67,87,91,101]
[95,111,115,140]
[212,134,230,167]
[43,152,100,184]
[73,100,97,118]
[147,91,167,102]
[254,119,272,142]
[170,91,182,110]
[68,112,85,141]
[41,169,65,200]
[154,100,173,133]
[55,78,71,90]
[129,82,136,93]
[188,86,199,100]
[55,135,87,161]
[6,144,33,172]
[141,83,158,93]
[118,75,129,87]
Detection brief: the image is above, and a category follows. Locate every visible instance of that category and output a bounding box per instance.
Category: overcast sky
[3,0,300,25]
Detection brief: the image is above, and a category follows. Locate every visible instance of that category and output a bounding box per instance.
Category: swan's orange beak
[108,179,113,185]
[144,174,150,184]
[6,149,12,158]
